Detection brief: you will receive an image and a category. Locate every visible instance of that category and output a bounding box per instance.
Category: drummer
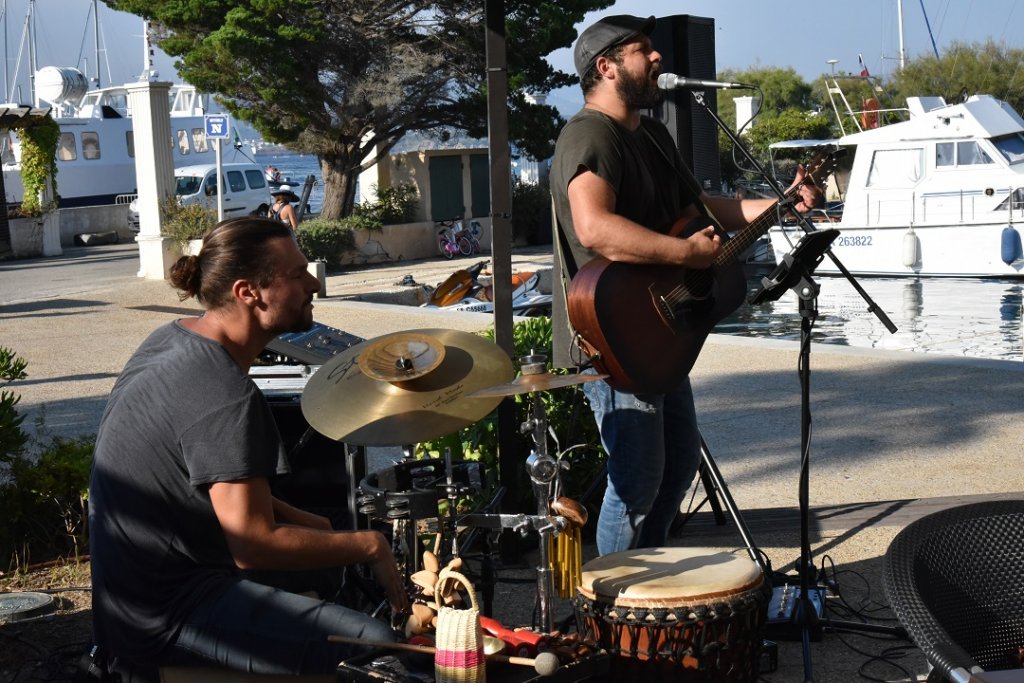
[88,217,408,679]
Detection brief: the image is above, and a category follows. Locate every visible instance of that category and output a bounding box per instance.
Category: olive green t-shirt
[549,109,703,367]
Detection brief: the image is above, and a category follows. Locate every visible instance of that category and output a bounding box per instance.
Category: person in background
[550,15,822,556]
[88,217,407,680]
[269,185,300,230]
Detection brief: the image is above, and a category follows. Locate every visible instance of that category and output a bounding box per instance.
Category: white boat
[768,94,1024,278]
[2,66,218,208]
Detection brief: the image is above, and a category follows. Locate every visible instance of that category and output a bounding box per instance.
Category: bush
[295,217,359,270]
[0,348,93,571]
[511,177,552,245]
[418,317,604,517]
[161,198,218,248]
[0,433,94,569]
[0,347,28,467]
[356,183,418,225]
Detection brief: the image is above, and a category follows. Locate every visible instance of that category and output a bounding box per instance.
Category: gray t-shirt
[89,321,289,659]
[549,109,703,367]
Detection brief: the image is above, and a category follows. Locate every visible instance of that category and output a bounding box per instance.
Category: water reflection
[717,273,1024,362]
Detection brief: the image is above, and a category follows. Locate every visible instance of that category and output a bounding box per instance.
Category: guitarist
[551,14,822,555]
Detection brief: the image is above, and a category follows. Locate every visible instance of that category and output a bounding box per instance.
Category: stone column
[127,80,177,279]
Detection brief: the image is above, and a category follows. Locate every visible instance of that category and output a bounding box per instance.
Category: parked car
[128,162,273,232]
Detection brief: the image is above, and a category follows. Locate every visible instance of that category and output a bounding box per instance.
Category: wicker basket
[433,569,485,683]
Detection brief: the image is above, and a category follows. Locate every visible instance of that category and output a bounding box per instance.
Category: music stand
[749,228,838,680]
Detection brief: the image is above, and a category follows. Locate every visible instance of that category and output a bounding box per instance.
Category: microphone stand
[683,89,904,682]
[686,89,897,335]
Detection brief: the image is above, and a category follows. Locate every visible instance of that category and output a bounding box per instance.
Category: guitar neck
[716,186,799,268]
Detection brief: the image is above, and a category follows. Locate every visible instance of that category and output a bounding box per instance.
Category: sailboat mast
[27,0,36,106]
[897,0,906,70]
[93,0,101,87]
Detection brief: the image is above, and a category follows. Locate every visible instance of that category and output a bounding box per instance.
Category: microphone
[657,73,755,90]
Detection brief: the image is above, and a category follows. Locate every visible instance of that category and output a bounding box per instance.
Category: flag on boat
[858,53,870,78]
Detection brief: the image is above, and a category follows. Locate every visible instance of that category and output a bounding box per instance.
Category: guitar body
[568,258,746,394]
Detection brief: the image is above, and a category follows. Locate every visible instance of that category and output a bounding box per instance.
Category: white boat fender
[1000,226,1023,265]
[902,227,920,268]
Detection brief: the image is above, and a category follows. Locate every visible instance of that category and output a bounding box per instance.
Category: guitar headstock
[804,147,844,188]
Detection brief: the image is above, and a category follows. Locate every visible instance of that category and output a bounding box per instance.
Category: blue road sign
[204,114,230,139]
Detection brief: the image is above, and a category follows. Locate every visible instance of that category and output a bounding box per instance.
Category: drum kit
[301,329,603,628]
[301,328,771,681]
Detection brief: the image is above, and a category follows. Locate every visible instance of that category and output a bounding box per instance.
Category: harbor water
[251,152,1023,362]
[720,272,1024,363]
[253,152,326,213]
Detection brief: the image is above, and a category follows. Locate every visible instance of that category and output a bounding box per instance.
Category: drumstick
[327,635,561,676]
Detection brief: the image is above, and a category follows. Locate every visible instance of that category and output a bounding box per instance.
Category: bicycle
[436,218,473,258]
[458,219,483,255]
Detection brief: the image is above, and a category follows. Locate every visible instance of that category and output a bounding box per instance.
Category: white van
[128,162,273,232]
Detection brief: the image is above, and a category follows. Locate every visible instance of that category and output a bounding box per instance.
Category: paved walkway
[3,241,1023,681]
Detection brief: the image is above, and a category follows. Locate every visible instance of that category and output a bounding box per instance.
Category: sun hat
[271,185,299,202]
[573,14,656,79]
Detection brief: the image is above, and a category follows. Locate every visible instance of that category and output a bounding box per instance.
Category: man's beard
[269,302,315,336]
[616,65,664,110]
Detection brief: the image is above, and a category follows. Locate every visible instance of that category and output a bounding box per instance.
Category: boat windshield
[991,133,1024,165]
[176,175,203,195]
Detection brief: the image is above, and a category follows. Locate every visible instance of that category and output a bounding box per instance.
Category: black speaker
[650,14,722,194]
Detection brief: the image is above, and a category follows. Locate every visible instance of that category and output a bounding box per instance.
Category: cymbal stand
[524,389,561,634]
[458,386,568,633]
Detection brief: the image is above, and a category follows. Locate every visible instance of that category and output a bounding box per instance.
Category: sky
[3,0,1021,117]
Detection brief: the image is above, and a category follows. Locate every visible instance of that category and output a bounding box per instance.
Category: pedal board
[764,584,826,641]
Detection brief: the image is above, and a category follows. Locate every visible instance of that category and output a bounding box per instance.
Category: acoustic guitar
[567,151,837,394]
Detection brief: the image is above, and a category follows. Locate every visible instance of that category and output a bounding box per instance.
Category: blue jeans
[582,372,701,555]
[163,579,395,675]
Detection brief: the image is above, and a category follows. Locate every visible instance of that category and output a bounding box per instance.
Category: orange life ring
[861,97,880,129]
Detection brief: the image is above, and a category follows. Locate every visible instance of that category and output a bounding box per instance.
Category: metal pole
[897,0,906,71]
[215,138,224,221]
[92,0,100,87]
[27,0,35,107]
[484,0,520,564]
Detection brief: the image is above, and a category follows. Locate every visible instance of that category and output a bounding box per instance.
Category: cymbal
[467,369,607,398]
[301,328,514,446]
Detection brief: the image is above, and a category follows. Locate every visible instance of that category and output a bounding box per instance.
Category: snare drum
[574,547,769,682]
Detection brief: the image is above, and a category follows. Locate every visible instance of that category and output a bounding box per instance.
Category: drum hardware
[301,328,514,446]
[466,351,606,398]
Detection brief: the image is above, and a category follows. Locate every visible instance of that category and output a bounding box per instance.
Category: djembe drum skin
[574,547,770,682]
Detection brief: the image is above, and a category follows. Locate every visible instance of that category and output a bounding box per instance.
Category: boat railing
[825,76,910,136]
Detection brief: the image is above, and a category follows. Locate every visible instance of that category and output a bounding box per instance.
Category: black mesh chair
[883,500,1024,682]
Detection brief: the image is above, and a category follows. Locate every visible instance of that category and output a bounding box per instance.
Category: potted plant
[160,198,217,253]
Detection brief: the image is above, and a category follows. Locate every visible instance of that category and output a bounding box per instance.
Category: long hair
[168,217,293,308]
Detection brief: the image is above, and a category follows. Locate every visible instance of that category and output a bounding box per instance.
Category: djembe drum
[574,547,770,682]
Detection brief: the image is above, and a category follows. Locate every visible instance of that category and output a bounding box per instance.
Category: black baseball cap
[573,14,657,79]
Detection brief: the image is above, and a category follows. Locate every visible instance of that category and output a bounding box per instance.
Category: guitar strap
[551,193,592,369]
[639,122,729,239]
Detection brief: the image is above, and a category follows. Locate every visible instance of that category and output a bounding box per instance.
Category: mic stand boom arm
[687,90,897,334]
